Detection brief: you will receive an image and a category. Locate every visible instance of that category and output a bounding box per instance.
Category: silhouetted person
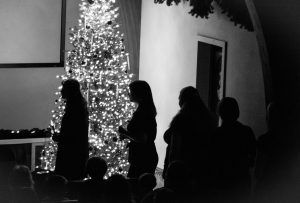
[162,128,171,180]
[141,187,175,203]
[103,174,134,203]
[119,80,158,178]
[9,165,40,203]
[43,175,72,203]
[164,161,189,197]
[79,157,107,203]
[254,102,291,202]
[137,173,157,202]
[164,160,199,202]
[211,97,256,202]
[0,146,15,202]
[165,86,216,198]
[54,79,89,181]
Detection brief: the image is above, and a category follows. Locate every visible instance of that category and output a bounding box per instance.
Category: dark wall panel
[115,0,142,80]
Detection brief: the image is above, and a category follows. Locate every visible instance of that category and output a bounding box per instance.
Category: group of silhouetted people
[2,158,159,203]
[0,79,291,202]
[160,86,257,202]
[54,79,158,181]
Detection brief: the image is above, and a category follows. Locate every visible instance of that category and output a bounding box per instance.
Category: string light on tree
[40,0,135,177]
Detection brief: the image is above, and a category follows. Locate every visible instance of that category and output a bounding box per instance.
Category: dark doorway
[196,36,226,119]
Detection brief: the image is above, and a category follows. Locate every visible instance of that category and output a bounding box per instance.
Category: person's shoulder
[236,121,253,132]
[132,107,145,117]
[84,178,105,184]
[214,123,231,134]
[169,112,186,132]
[236,122,256,142]
[258,131,273,145]
[171,111,186,124]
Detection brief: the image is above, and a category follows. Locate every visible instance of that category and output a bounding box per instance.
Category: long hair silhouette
[129,80,157,116]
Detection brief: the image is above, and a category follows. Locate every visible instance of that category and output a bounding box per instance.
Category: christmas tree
[40,0,135,177]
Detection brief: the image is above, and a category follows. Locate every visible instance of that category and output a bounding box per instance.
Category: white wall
[0,0,80,130]
[139,1,266,168]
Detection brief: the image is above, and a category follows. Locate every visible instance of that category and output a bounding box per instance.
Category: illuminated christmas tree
[40,0,135,177]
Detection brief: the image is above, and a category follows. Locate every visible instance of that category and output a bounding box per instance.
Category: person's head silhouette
[105,174,132,202]
[129,80,156,115]
[9,165,34,189]
[86,156,107,180]
[218,97,240,122]
[61,79,82,101]
[152,187,175,203]
[138,173,157,192]
[46,175,68,199]
[129,80,152,103]
[178,86,200,107]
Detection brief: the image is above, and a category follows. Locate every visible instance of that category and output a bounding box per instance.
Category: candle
[116,84,119,99]
[99,71,102,84]
[126,55,130,71]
